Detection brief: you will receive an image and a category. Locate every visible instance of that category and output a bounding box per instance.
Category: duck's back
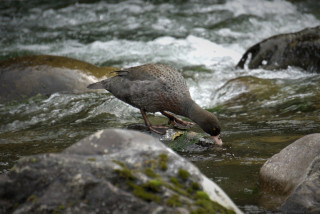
[92,64,192,114]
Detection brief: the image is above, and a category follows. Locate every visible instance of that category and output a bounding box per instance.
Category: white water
[2,0,317,109]
[1,0,319,132]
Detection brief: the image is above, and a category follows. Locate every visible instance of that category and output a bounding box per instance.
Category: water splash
[0,92,137,135]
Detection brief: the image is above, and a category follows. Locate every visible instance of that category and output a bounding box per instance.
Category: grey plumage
[88,64,191,114]
[88,63,222,145]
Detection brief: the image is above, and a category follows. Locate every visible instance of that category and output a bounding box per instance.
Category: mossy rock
[0,129,241,213]
[127,122,218,152]
[0,55,119,103]
[216,76,281,106]
[164,130,216,152]
[112,155,236,214]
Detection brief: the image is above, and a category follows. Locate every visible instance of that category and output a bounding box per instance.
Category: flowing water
[1,0,320,213]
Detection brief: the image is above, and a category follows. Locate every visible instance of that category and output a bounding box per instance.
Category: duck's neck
[182,99,213,126]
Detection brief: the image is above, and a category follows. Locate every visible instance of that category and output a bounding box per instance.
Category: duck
[87,64,222,146]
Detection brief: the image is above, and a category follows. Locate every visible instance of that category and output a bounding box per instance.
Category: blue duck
[88,64,222,145]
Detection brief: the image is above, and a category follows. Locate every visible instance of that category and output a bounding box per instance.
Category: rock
[213,76,280,105]
[280,156,320,214]
[160,129,218,152]
[0,55,118,103]
[127,123,219,152]
[259,133,320,212]
[0,129,242,214]
[237,26,320,73]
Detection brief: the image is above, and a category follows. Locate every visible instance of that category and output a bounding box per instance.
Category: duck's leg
[140,109,168,134]
[161,111,195,129]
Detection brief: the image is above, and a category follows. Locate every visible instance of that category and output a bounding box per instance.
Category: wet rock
[160,129,218,152]
[0,129,242,214]
[214,76,280,105]
[127,123,219,152]
[259,133,320,212]
[237,26,320,73]
[0,55,117,103]
[280,156,320,214]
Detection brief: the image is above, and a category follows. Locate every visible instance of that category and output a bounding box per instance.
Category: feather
[87,82,105,89]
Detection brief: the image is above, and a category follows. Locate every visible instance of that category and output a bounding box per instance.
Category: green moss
[191,182,200,190]
[191,208,208,214]
[195,191,210,200]
[128,181,161,203]
[167,178,188,196]
[193,201,236,214]
[59,205,65,210]
[144,168,158,178]
[169,132,197,151]
[87,158,96,162]
[52,205,66,214]
[142,179,162,192]
[158,153,169,171]
[111,158,235,214]
[187,182,201,194]
[192,191,236,214]
[113,160,164,203]
[167,169,194,196]
[170,177,180,186]
[112,160,126,168]
[31,158,37,163]
[115,167,135,180]
[113,160,136,181]
[166,194,182,207]
[178,168,190,181]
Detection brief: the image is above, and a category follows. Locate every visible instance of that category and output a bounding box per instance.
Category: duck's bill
[212,135,223,146]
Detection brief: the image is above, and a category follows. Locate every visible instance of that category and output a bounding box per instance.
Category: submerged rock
[0,55,117,103]
[0,129,242,214]
[259,133,320,213]
[127,123,219,152]
[237,26,320,73]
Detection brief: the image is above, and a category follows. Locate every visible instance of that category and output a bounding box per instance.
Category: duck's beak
[212,134,223,146]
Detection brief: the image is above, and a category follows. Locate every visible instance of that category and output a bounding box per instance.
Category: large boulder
[237,26,320,73]
[0,129,242,214]
[280,156,320,214]
[0,55,117,103]
[259,133,320,213]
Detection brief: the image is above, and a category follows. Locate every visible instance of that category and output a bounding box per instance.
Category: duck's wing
[87,81,104,89]
[87,64,161,90]
[87,65,153,89]
[114,64,159,81]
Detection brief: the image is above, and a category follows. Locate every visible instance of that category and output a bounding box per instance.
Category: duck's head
[200,115,223,146]
[183,100,223,146]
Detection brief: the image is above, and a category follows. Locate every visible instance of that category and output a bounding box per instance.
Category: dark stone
[259,133,320,212]
[280,156,320,214]
[0,129,241,214]
[0,55,117,103]
[237,26,320,73]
